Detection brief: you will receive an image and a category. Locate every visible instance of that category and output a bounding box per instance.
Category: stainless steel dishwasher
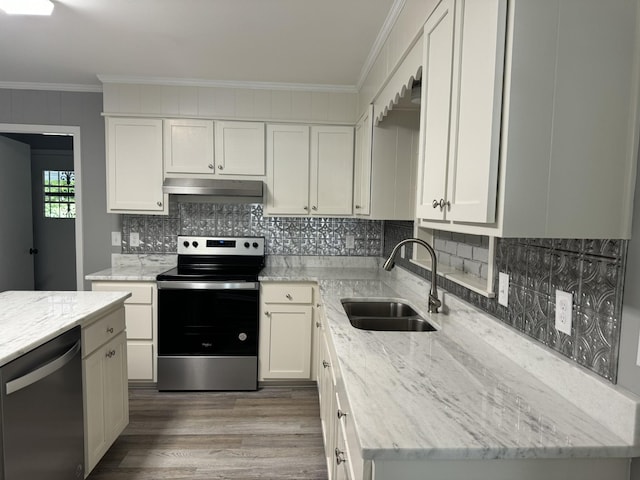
[0,326,84,480]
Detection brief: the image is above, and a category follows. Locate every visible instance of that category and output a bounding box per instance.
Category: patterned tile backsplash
[121,200,383,257]
[383,221,627,383]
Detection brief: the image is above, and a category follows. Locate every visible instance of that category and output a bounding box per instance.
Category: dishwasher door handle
[5,340,81,395]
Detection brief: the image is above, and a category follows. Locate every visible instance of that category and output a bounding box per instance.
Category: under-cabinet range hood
[162,178,264,203]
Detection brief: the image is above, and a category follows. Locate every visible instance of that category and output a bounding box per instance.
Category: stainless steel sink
[341,299,437,332]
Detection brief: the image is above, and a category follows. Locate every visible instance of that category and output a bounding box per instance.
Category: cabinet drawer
[125,305,153,340]
[92,282,153,304]
[262,283,313,304]
[82,307,126,358]
[127,343,154,381]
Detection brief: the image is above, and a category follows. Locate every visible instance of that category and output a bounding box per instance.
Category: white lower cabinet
[91,281,158,382]
[82,307,129,477]
[259,282,315,380]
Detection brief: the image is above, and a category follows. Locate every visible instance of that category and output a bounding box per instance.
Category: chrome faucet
[383,238,441,313]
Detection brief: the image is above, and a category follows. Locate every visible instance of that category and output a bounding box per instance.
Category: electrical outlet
[111,231,121,246]
[345,234,355,249]
[130,232,140,247]
[555,289,573,335]
[498,272,509,307]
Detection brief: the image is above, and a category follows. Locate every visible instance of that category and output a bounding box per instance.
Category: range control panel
[177,236,265,256]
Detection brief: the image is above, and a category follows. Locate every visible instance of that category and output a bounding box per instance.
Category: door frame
[0,123,84,290]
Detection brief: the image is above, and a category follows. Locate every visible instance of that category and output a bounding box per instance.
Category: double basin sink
[341,298,437,332]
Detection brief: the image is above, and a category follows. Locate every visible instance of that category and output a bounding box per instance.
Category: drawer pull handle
[105,349,116,359]
[337,409,347,419]
[106,327,114,334]
[285,293,293,300]
[335,448,346,465]
[322,360,330,368]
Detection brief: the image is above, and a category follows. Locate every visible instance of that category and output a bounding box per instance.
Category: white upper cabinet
[214,121,265,176]
[353,105,373,216]
[416,0,505,224]
[106,117,167,214]
[265,124,354,216]
[416,0,640,238]
[164,119,214,174]
[310,126,354,216]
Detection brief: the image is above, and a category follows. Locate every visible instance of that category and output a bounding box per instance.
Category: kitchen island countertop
[0,290,130,367]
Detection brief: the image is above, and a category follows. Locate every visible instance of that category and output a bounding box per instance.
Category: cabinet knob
[440,198,451,209]
[432,199,439,209]
[285,293,293,300]
[322,360,330,368]
[355,205,361,209]
[337,409,347,419]
[157,201,162,207]
[335,448,346,465]
[265,311,271,316]
[316,321,321,328]
[304,206,309,211]
[312,206,318,211]
[106,327,114,334]
[208,163,214,169]
[218,165,224,170]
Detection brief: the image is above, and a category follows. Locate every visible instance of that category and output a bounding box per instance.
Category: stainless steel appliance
[0,326,84,480]
[156,236,265,391]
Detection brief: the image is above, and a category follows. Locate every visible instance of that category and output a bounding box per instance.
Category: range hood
[162,178,264,203]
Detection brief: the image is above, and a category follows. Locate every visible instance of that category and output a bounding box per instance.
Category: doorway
[0,124,83,291]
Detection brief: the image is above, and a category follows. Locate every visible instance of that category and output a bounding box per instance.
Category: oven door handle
[157,281,259,290]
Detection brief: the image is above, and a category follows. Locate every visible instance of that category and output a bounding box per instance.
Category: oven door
[157,281,259,356]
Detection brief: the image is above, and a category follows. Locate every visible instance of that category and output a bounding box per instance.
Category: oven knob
[253,242,259,249]
[238,333,248,341]
[183,241,190,248]
[192,241,199,248]
[244,242,250,248]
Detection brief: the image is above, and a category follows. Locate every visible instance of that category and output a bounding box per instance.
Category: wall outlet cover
[555,289,573,335]
[130,232,140,247]
[498,272,509,307]
[111,231,121,246]
[345,234,355,249]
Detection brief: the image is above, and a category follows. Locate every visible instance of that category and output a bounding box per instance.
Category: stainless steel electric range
[156,236,265,391]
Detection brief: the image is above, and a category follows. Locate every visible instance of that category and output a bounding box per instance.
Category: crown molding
[96,74,358,94]
[0,81,102,93]
[356,0,406,90]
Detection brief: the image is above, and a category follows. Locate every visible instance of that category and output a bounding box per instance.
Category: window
[43,170,75,219]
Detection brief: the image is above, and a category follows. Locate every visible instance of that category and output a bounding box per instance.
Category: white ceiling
[0,0,397,91]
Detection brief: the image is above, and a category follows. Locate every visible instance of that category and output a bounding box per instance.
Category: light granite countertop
[85,264,174,282]
[261,263,640,461]
[0,290,131,367]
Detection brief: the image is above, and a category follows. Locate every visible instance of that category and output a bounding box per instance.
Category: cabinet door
[415,0,456,221]
[260,304,313,379]
[103,332,129,447]
[106,117,167,214]
[310,126,354,216]
[354,106,373,216]
[266,124,310,215]
[164,119,214,174]
[215,121,265,175]
[446,0,506,223]
[83,344,107,473]
[318,332,337,480]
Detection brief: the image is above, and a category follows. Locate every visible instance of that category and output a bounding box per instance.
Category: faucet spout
[383,238,441,313]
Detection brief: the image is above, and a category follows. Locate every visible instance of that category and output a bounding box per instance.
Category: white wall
[0,89,120,290]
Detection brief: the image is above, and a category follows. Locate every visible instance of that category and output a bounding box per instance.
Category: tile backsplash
[121,200,383,257]
[383,221,627,383]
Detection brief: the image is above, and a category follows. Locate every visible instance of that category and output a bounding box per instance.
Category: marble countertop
[261,264,640,461]
[0,291,131,367]
[85,264,173,282]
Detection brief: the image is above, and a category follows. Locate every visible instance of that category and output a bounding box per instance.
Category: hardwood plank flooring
[87,386,328,480]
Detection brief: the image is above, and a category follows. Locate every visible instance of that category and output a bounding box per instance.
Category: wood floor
[87,386,328,480]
